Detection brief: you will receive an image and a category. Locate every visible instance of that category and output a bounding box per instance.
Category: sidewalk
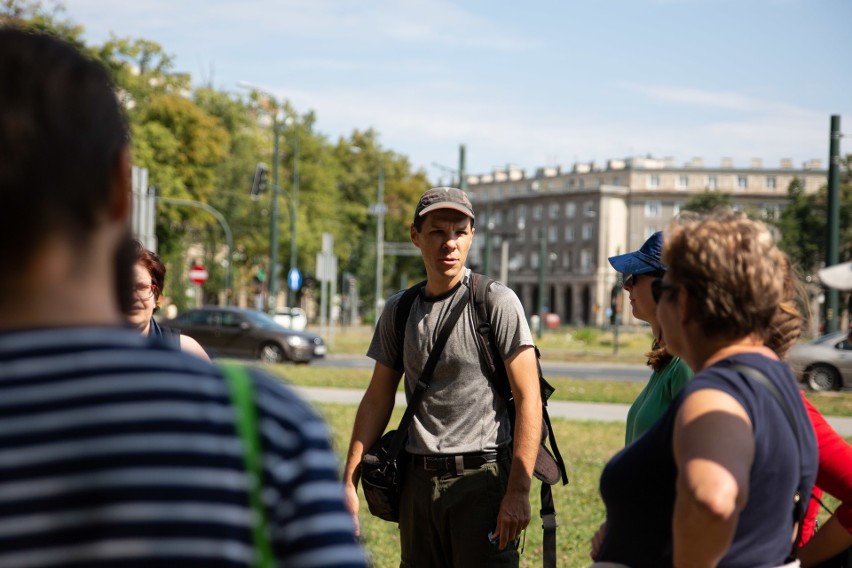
[292,386,852,437]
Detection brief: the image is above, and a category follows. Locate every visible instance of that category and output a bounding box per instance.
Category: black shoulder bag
[360,289,470,522]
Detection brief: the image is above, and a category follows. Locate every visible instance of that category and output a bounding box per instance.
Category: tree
[681,190,733,214]
[773,157,852,277]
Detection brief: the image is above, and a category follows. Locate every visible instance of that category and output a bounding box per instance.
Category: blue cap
[608,231,667,275]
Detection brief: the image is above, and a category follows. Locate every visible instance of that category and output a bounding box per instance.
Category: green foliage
[773,159,852,278]
[681,190,732,214]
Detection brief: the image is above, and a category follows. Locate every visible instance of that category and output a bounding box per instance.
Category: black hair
[0,27,129,274]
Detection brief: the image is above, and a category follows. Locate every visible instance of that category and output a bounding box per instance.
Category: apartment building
[465,156,826,328]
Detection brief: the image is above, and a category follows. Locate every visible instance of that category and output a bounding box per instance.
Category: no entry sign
[189,265,208,285]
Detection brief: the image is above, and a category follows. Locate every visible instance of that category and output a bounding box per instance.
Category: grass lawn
[314,402,846,568]
[318,402,617,568]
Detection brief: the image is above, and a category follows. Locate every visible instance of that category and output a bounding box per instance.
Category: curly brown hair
[765,255,809,359]
[663,210,787,342]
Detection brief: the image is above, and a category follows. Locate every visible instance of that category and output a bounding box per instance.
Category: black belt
[411,447,509,475]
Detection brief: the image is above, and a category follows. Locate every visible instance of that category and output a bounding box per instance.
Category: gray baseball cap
[414,187,475,222]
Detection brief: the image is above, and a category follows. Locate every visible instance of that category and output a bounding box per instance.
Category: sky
[62,0,851,181]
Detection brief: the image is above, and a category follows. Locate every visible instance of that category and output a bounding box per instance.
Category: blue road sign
[288,268,302,291]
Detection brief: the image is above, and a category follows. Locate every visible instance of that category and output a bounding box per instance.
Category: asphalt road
[315,354,650,382]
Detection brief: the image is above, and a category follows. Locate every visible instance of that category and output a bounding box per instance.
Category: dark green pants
[398,456,519,567]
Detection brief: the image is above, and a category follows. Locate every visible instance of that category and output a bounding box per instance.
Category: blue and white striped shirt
[0,326,366,568]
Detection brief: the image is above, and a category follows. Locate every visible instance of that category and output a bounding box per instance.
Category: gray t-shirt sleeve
[487,281,535,362]
[366,289,406,372]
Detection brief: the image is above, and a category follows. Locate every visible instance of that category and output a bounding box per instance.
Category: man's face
[411,209,474,286]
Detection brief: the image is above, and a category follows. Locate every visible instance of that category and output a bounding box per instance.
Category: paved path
[292,386,852,437]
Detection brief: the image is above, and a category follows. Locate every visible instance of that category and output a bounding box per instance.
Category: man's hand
[493,488,531,550]
[590,521,607,560]
[343,482,361,538]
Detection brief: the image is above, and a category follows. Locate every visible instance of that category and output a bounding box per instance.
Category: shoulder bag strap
[728,362,806,558]
[221,363,275,568]
[384,289,471,460]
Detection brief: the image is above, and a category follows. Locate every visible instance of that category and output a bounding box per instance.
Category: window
[549,203,560,219]
[707,175,718,190]
[564,226,575,242]
[493,211,503,225]
[583,201,595,217]
[582,223,593,240]
[612,175,620,186]
[563,251,572,270]
[677,175,688,190]
[531,253,539,269]
[647,174,660,189]
[565,202,576,218]
[568,179,575,189]
[737,175,748,189]
[518,225,526,242]
[578,179,585,189]
[673,202,682,217]
[517,205,527,220]
[645,201,661,218]
[533,205,543,220]
[766,176,777,190]
[598,177,605,187]
[548,226,558,242]
[580,249,592,272]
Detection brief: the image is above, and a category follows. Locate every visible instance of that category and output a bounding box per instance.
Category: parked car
[272,307,307,331]
[164,307,326,364]
[786,331,852,391]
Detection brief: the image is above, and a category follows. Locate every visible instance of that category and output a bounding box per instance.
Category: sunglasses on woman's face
[651,279,679,304]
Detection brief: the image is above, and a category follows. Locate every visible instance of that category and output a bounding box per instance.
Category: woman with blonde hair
[593,211,818,567]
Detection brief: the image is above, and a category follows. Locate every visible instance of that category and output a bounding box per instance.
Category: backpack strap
[469,273,567,568]
[392,280,426,373]
[220,363,275,568]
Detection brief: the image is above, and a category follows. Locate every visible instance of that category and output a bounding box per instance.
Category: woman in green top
[608,231,692,444]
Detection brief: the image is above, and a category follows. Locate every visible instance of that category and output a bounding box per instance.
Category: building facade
[465,156,826,328]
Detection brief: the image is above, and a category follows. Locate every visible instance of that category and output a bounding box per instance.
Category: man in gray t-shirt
[343,187,541,567]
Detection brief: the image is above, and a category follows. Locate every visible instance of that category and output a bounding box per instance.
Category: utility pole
[537,228,546,339]
[458,144,467,191]
[824,115,842,333]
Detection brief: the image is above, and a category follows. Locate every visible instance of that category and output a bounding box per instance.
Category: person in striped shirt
[0,26,365,568]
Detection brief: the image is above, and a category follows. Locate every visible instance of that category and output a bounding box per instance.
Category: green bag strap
[221,363,275,568]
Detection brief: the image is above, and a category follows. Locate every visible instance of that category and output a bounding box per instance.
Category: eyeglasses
[623,272,660,287]
[623,274,641,287]
[651,279,679,304]
[132,284,157,300]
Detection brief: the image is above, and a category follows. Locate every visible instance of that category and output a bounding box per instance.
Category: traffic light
[250,162,269,197]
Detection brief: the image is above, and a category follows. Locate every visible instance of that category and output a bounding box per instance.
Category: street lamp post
[374,162,385,324]
[268,110,283,312]
[238,81,299,314]
[286,116,299,308]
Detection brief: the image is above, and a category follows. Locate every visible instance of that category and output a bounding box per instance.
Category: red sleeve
[803,394,852,533]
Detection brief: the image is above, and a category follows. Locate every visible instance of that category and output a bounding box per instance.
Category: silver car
[786,331,852,391]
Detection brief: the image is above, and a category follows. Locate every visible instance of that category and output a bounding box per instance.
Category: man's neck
[424,270,466,297]
[0,239,124,331]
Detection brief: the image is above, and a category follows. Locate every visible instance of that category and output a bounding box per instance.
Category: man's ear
[410,223,420,248]
[109,146,132,222]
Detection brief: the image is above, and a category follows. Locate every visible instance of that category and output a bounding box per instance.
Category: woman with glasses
[607,231,692,444]
[593,211,817,567]
[128,241,210,360]
[590,231,694,562]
